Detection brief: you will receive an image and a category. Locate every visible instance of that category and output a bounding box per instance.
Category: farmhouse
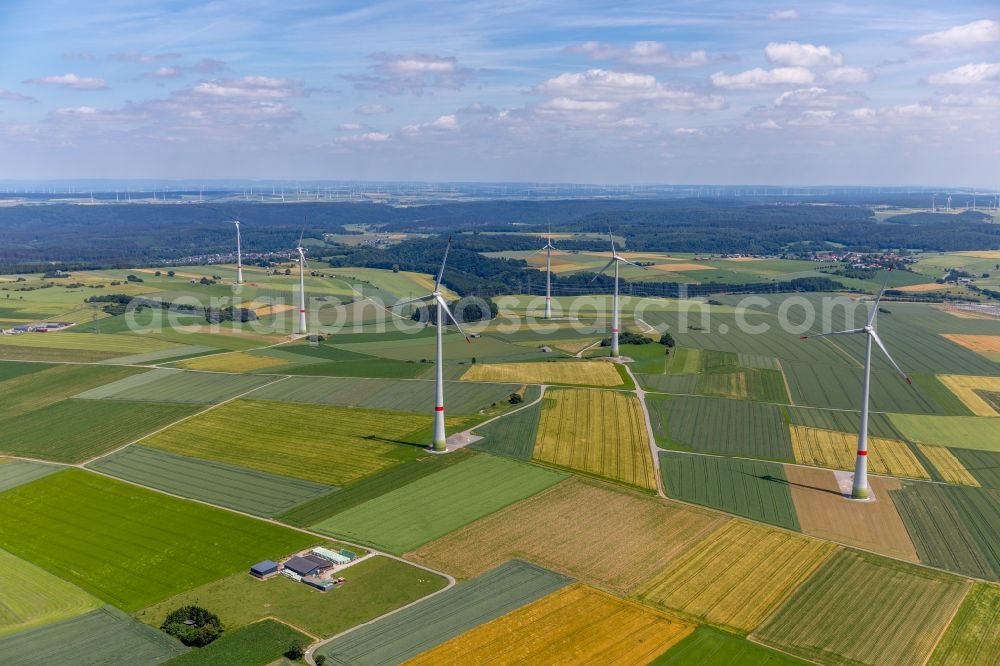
[284,554,333,578]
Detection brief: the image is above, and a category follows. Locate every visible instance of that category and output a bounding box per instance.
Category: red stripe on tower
[435,406,444,412]
[612,328,619,333]
[857,450,867,456]
[299,309,305,313]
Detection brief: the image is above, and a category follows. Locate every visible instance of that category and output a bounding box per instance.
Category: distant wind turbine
[232,220,244,285]
[591,230,646,357]
[530,225,558,319]
[801,269,911,500]
[295,231,308,334]
[392,237,469,451]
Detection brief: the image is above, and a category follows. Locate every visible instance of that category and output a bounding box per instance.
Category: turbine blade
[869,330,911,384]
[436,295,468,339]
[867,266,894,326]
[434,236,452,292]
[589,258,616,283]
[608,229,616,255]
[800,327,865,340]
[391,294,434,309]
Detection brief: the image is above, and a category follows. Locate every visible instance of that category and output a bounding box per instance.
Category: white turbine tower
[591,230,646,357]
[801,270,911,500]
[232,220,244,285]
[530,226,558,319]
[295,233,308,335]
[392,238,468,451]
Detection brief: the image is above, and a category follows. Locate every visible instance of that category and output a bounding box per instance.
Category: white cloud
[768,9,800,20]
[335,131,390,143]
[774,86,867,108]
[0,89,36,102]
[143,67,183,79]
[355,103,392,115]
[787,109,836,126]
[346,53,474,95]
[401,114,459,135]
[765,42,843,67]
[908,19,1000,52]
[885,103,935,118]
[569,41,712,68]
[824,67,874,84]
[112,51,180,64]
[192,76,301,100]
[24,73,108,90]
[338,122,363,130]
[711,67,814,89]
[848,107,877,119]
[540,97,620,112]
[536,68,724,111]
[927,62,1000,85]
[746,119,781,129]
[674,127,702,135]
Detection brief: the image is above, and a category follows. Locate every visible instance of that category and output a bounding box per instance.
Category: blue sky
[0,1,998,184]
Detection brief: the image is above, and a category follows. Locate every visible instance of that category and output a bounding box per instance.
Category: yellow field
[177,352,289,373]
[244,303,295,317]
[0,332,177,353]
[461,361,622,387]
[405,584,693,666]
[938,374,1000,416]
[943,334,1000,357]
[648,262,711,272]
[895,283,950,293]
[789,425,929,479]
[637,521,835,631]
[917,445,980,486]
[550,339,601,355]
[954,250,1000,259]
[535,388,656,490]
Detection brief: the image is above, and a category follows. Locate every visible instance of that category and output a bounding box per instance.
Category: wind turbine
[392,238,469,451]
[232,220,244,285]
[295,232,308,335]
[531,226,557,319]
[591,230,645,357]
[801,269,911,500]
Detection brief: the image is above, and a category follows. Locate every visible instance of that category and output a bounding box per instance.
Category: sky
[0,1,998,185]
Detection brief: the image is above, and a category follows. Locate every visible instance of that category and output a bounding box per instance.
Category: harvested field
[660,453,801,531]
[943,334,1000,355]
[652,626,809,665]
[74,368,273,403]
[787,466,919,561]
[314,561,573,666]
[919,445,981,486]
[408,477,724,595]
[0,460,61,493]
[0,547,101,637]
[165,619,308,666]
[0,469,314,611]
[636,520,835,632]
[176,352,290,373]
[890,482,1000,581]
[0,606,188,665]
[896,282,950,292]
[87,445,334,517]
[462,361,623,386]
[789,425,929,479]
[136,555,444,639]
[938,374,1000,416]
[753,549,970,666]
[534,388,655,490]
[954,250,1000,259]
[890,414,1000,452]
[406,584,693,666]
[142,399,434,485]
[929,583,1000,666]
[312,455,565,553]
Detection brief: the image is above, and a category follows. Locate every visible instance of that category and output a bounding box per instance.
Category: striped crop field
[665,347,701,374]
[471,395,542,460]
[636,520,835,632]
[952,449,1000,489]
[0,607,188,666]
[752,549,970,666]
[314,561,573,666]
[87,445,334,517]
[176,351,290,373]
[0,469,315,611]
[942,334,1000,359]
[695,368,789,403]
[534,388,655,490]
[889,414,1000,452]
[0,363,140,421]
[782,362,943,414]
[786,406,905,439]
[789,425,929,479]
[74,368,274,403]
[406,584,694,666]
[0,331,179,353]
[142,399,437,485]
[461,361,623,387]
[648,395,793,461]
[938,375,1000,416]
[311,455,566,553]
[0,460,61,493]
[408,477,724,595]
[918,445,981,486]
[929,584,1000,666]
[0,548,101,637]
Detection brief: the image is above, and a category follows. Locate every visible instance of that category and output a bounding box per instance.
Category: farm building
[311,547,356,565]
[249,560,279,579]
[284,555,333,578]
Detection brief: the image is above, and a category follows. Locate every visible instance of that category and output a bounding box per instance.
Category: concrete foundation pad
[834,470,877,502]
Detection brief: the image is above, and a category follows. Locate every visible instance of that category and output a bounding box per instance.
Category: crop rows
[917,445,981,486]
[889,414,1000,452]
[929,584,1000,665]
[783,362,943,414]
[462,360,623,386]
[76,368,273,404]
[788,425,929,479]
[938,374,1000,416]
[0,547,100,637]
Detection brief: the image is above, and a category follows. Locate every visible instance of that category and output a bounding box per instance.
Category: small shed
[250,560,279,578]
[302,576,334,592]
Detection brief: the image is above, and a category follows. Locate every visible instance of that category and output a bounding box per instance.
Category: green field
[0,606,187,665]
[783,362,943,414]
[278,449,476,527]
[283,357,433,379]
[652,626,809,665]
[660,452,800,531]
[314,560,572,665]
[0,363,140,420]
[0,460,61,492]
[470,398,542,460]
[0,469,315,611]
[0,360,51,382]
[136,555,447,639]
[100,344,218,365]
[929,583,1000,666]
[246,374,518,414]
[162,619,308,666]
[889,414,1000,451]
[74,368,275,403]
[0,547,101,637]
[0,331,180,353]
[648,395,793,461]
[333,331,538,362]
[142,399,439,485]
[0,399,198,463]
[890,482,1000,581]
[312,455,566,553]
[753,549,970,666]
[953,449,1000,489]
[87,445,334,517]
[786,406,906,440]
